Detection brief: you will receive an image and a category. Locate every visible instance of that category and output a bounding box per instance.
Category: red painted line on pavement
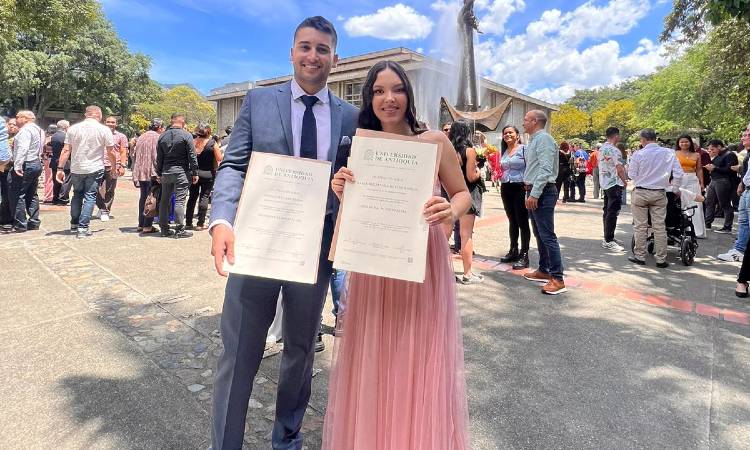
[456,254,749,327]
[695,304,721,319]
[722,310,750,325]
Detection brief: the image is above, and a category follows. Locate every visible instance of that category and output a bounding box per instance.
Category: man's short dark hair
[708,139,725,148]
[605,127,620,138]
[170,113,184,121]
[639,128,657,141]
[294,16,337,49]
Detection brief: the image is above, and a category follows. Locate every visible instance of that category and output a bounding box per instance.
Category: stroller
[631,192,699,266]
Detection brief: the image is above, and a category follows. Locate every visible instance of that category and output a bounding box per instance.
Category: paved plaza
[2,174,749,449]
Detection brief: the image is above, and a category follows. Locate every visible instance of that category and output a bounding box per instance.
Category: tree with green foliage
[135,86,216,132]
[592,99,636,141]
[0,1,157,128]
[566,80,641,114]
[662,0,750,42]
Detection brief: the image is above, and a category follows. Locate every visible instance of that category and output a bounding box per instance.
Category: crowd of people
[2,13,750,450]
[0,108,231,239]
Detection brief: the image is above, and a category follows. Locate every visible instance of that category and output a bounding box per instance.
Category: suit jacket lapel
[328,93,343,163]
[275,81,294,156]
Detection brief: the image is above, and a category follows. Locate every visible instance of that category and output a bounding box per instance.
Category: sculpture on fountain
[442,0,511,132]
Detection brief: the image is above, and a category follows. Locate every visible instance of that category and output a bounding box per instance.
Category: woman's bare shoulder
[419,130,450,145]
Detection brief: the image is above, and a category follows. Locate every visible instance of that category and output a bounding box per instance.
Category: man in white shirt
[628,128,684,268]
[55,105,115,238]
[8,110,44,232]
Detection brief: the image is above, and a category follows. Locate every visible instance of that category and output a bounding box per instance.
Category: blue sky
[100,0,674,103]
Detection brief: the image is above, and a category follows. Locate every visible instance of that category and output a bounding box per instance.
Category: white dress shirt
[628,143,684,191]
[290,78,331,161]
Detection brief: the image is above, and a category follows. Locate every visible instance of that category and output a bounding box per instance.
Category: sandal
[736,282,749,298]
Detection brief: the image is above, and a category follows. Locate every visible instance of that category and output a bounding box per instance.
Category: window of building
[344,81,363,107]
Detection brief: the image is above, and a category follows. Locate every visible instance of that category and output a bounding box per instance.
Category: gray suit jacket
[211,81,359,226]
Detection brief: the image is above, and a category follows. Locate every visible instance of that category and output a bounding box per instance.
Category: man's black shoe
[628,256,646,265]
[512,251,529,270]
[656,261,669,268]
[161,229,175,237]
[173,228,193,239]
[500,248,519,263]
[315,333,325,352]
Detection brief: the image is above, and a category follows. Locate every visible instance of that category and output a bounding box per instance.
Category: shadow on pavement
[461,271,750,449]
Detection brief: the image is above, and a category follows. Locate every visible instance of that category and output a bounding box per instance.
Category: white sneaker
[602,240,625,251]
[460,273,484,284]
[100,212,110,222]
[718,248,744,262]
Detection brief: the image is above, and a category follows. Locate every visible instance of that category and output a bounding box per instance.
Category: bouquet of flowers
[474,143,498,167]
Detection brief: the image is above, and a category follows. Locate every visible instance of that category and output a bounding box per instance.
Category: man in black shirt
[704,139,738,233]
[49,120,71,204]
[155,113,198,238]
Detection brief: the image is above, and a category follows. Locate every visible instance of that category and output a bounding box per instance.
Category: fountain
[441,0,510,132]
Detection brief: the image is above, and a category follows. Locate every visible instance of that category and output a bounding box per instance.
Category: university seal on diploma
[331,129,438,283]
[225,152,332,284]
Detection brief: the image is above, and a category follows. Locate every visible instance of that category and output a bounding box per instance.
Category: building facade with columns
[208,48,557,142]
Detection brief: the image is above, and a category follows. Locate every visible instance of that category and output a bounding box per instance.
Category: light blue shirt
[290,79,331,161]
[500,145,526,183]
[0,119,9,162]
[13,122,43,172]
[523,130,559,198]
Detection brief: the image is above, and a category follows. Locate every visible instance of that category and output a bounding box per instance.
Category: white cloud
[475,0,526,35]
[430,0,455,12]
[475,0,671,104]
[344,4,434,40]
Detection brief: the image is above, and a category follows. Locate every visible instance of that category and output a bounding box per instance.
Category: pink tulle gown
[322,182,470,450]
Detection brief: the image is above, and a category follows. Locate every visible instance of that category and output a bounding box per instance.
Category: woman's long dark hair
[500,125,520,154]
[674,134,696,153]
[358,61,424,134]
[449,120,473,165]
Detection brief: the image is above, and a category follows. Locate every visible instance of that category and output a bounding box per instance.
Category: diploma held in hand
[332,129,438,283]
[226,152,331,284]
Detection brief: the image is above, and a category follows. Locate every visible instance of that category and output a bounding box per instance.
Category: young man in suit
[208,16,359,449]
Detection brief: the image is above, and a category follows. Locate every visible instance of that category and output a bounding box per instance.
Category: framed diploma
[331,129,438,283]
[226,152,332,284]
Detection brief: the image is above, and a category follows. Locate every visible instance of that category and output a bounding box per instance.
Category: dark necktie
[300,95,318,160]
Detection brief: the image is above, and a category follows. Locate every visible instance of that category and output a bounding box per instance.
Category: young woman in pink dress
[325,61,472,450]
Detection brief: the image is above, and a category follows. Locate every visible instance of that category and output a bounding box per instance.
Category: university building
[208,48,557,141]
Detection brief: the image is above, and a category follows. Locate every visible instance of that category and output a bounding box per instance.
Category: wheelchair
[631,192,699,266]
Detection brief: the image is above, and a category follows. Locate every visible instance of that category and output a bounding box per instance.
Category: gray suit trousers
[211,216,334,450]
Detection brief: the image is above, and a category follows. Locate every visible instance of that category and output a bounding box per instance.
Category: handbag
[143,184,161,218]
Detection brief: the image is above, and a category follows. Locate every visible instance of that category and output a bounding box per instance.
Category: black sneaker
[656,261,669,268]
[173,229,193,239]
[628,256,646,265]
[714,228,732,234]
[315,333,325,352]
[161,229,175,237]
